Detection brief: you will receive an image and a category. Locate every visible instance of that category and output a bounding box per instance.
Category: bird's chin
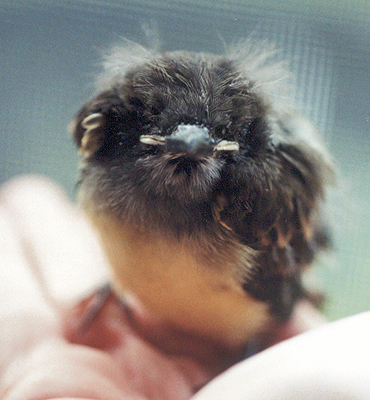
[135,154,224,204]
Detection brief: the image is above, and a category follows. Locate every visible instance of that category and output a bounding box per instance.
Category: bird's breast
[86,210,270,348]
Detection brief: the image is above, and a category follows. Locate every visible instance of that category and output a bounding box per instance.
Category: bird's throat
[86,210,270,349]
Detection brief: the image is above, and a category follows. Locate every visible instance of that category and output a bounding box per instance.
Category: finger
[0,338,140,400]
[0,205,59,369]
[193,311,370,400]
[0,175,110,305]
[65,286,210,394]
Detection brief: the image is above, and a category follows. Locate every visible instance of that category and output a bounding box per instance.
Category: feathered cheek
[134,154,224,202]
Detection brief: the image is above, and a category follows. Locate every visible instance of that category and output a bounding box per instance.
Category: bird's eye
[240,117,268,153]
[245,118,260,135]
[151,99,166,115]
[128,97,145,109]
[214,125,227,139]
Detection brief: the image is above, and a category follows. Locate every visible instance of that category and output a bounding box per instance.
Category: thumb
[0,175,110,307]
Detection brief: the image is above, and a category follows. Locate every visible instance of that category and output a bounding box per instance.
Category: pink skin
[0,176,324,400]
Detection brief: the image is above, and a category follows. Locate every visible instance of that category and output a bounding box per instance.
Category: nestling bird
[70,41,334,360]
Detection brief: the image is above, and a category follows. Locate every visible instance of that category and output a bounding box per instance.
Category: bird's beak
[140,124,239,158]
[165,125,215,157]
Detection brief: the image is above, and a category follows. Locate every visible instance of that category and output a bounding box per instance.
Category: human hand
[0,176,198,400]
[0,176,327,400]
[194,309,370,400]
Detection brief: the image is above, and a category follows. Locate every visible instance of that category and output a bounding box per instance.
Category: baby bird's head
[71,45,332,238]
